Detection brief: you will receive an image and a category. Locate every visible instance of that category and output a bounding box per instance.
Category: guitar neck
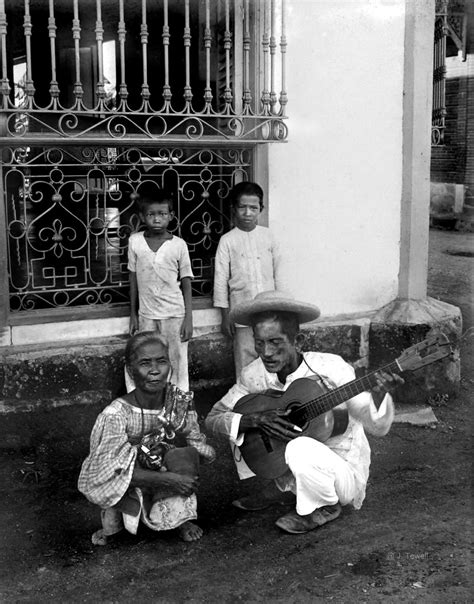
[297,359,401,422]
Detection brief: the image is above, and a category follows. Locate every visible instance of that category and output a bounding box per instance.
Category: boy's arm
[213,239,234,336]
[213,238,230,308]
[220,307,235,338]
[180,276,193,341]
[129,271,139,335]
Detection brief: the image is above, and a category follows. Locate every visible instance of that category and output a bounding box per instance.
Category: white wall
[268,0,406,317]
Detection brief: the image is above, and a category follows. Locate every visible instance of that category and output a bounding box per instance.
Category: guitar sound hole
[287,408,307,430]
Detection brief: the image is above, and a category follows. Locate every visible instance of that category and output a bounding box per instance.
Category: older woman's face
[130,341,171,393]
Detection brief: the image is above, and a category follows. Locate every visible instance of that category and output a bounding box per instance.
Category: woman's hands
[131,465,199,496]
[157,471,199,497]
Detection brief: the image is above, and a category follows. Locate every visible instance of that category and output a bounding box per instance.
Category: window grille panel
[3,145,252,313]
[432,2,448,146]
[432,0,468,146]
[0,0,288,144]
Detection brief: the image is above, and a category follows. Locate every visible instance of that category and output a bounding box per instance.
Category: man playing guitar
[205,291,403,534]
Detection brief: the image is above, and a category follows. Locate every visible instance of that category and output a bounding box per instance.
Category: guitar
[233,333,453,479]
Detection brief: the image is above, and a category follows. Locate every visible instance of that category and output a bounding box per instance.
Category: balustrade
[0,0,287,143]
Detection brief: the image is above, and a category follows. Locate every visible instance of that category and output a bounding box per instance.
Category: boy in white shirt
[213,182,284,376]
[127,184,193,392]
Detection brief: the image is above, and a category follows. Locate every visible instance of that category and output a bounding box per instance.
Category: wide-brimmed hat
[229,291,320,326]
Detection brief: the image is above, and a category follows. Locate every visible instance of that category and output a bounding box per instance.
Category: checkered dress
[78,385,214,509]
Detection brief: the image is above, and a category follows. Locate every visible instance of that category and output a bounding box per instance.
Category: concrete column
[371,0,462,403]
[398,0,435,300]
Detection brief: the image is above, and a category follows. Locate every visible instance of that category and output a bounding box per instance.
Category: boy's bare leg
[159,317,190,391]
[233,326,258,376]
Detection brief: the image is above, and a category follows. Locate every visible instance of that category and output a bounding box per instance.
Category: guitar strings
[299,356,399,418]
[301,355,333,391]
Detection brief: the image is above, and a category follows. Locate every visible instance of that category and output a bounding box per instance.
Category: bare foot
[91,528,123,546]
[91,529,109,546]
[178,521,203,542]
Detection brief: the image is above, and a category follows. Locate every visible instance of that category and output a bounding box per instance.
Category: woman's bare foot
[91,528,123,546]
[91,529,109,546]
[177,521,203,542]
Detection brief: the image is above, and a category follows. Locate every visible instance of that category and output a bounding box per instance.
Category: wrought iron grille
[432,0,468,146]
[0,0,286,318]
[432,3,448,145]
[0,0,288,144]
[3,144,252,313]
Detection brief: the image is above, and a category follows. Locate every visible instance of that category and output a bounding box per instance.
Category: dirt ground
[0,228,472,603]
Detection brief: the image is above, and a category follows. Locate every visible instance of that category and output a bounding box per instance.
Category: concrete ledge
[370,297,462,404]
[0,333,234,412]
[0,337,128,403]
[301,316,371,367]
[0,318,369,414]
[0,304,462,414]
[0,389,111,414]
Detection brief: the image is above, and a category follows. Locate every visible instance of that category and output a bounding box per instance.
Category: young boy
[213,181,284,375]
[127,183,193,392]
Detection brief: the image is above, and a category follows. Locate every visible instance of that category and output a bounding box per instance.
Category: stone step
[0,333,234,413]
[0,306,461,416]
[0,320,368,413]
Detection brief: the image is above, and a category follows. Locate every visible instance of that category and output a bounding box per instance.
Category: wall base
[370,297,462,404]
[0,301,462,415]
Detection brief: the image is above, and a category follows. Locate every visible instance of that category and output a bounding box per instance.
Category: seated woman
[78,331,215,545]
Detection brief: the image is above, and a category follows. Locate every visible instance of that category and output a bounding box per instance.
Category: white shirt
[213,226,284,309]
[205,352,395,508]
[128,233,193,320]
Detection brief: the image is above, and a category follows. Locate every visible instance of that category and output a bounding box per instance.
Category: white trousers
[125,316,189,392]
[233,326,258,377]
[283,436,358,516]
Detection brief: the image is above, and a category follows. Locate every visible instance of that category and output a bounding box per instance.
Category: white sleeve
[204,379,250,443]
[213,237,230,308]
[178,239,194,280]
[127,235,137,272]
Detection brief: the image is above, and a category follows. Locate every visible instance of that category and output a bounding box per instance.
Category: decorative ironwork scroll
[0,0,288,144]
[432,0,468,145]
[3,145,251,312]
[433,1,448,145]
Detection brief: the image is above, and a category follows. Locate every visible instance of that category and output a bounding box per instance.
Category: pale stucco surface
[268,0,406,316]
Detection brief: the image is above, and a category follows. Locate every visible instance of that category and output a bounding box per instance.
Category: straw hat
[229,291,320,326]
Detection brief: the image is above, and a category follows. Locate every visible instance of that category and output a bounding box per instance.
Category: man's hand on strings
[239,409,302,442]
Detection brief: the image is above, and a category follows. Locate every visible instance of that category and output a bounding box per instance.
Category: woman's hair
[250,311,300,341]
[125,331,170,367]
[230,181,264,210]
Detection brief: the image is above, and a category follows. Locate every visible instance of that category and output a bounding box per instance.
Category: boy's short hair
[136,182,174,213]
[230,181,264,210]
